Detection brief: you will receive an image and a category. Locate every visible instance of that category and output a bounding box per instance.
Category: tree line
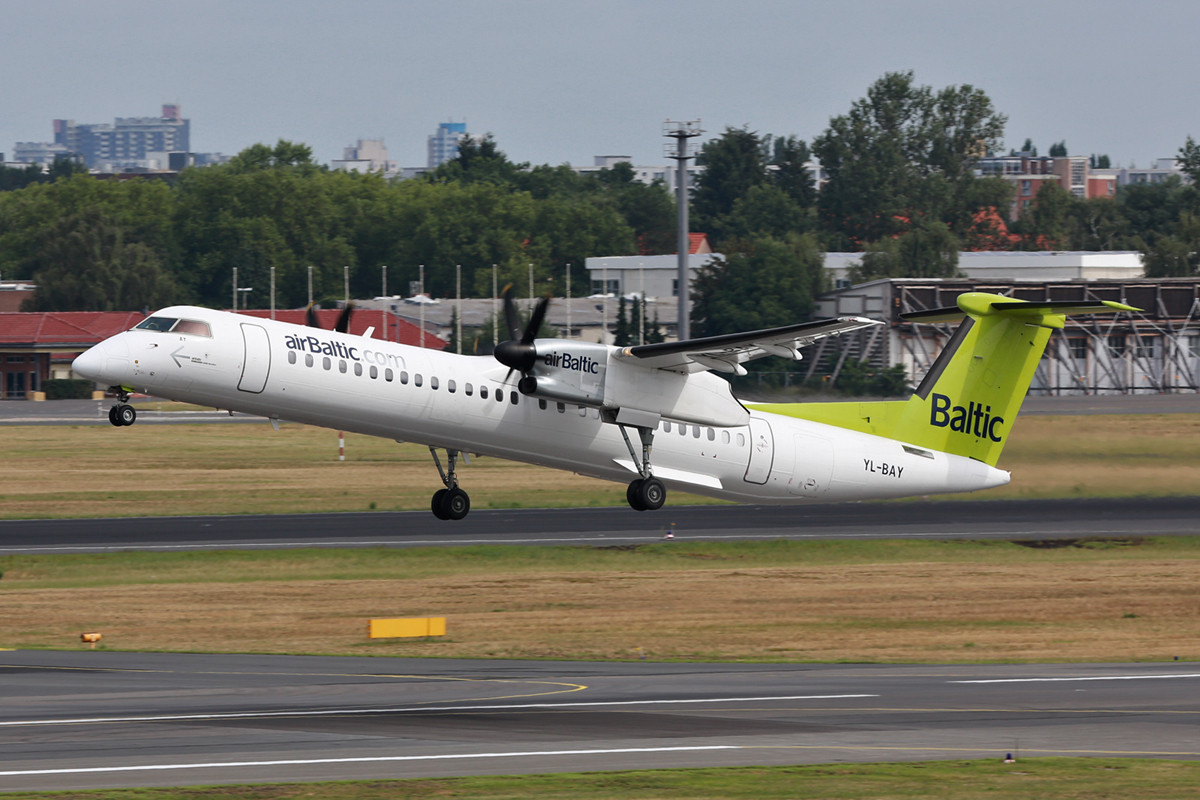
[3,70,1199,333]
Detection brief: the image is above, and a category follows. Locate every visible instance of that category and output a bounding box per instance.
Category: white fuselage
[72,306,1009,504]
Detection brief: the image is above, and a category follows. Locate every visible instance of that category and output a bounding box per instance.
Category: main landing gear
[618,424,667,512]
[428,447,470,520]
[107,388,136,427]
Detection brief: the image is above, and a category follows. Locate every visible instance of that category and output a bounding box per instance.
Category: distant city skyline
[3,1,1198,171]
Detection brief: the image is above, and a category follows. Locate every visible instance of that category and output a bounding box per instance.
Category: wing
[614,316,884,375]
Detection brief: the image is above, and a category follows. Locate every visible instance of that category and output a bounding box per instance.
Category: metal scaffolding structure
[815,278,1200,395]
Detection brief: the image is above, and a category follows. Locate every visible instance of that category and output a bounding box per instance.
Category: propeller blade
[501,284,522,342]
[522,294,551,345]
[305,303,321,329]
[335,302,354,334]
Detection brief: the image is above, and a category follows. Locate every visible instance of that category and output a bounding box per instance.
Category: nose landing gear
[107,388,136,427]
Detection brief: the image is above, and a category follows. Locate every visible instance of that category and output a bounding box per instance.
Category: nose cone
[73,336,129,383]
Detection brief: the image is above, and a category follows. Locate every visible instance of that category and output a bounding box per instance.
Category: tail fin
[757,292,1137,466]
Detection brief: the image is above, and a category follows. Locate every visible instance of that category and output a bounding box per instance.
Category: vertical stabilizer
[756,292,1137,466]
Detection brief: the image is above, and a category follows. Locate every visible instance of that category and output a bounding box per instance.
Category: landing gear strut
[107,388,136,427]
[429,447,470,520]
[618,424,666,511]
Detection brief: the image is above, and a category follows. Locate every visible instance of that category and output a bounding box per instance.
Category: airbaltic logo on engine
[930,393,1005,443]
[543,351,600,374]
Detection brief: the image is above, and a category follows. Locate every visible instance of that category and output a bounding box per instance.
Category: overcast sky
[3,0,1196,170]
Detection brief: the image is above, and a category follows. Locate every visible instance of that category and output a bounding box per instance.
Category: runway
[1,651,1197,792]
[1,496,1198,555]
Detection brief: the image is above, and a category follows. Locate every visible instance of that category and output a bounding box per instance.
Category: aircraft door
[786,434,834,496]
[743,416,774,484]
[237,323,271,393]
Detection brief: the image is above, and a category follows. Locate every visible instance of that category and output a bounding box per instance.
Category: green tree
[693,127,770,235]
[1012,182,1074,249]
[1048,140,1068,157]
[1177,136,1200,185]
[850,220,959,282]
[30,209,177,311]
[690,233,825,337]
[813,71,1005,249]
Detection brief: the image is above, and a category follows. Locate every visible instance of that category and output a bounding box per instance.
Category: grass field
[4,759,1200,800]
[0,411,1198,518]
[5,537,1199,662]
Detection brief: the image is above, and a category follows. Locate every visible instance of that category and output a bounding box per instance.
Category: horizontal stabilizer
[903,296,1139,325]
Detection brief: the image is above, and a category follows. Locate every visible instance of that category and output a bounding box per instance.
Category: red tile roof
[0,311,147,347]
[688,233,711,254]
[0,309,447,350]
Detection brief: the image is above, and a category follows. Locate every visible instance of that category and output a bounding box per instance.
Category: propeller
[494,284,550,380]
[305,302,355,333]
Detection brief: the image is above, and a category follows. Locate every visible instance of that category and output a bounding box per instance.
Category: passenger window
[664,421,672,433]
[339,360,347,374]
[369,365,378,379]
[496,389,504,403]
[415,374,423,387]
[736,432,745,447]
[465,383,473,396]
[447,380,455,393]
[288,351,297,365]
[707,428,715,441]
[481,386,489,399]
[430,376,438,390]
[679,425,687,436]
[510,391,519,405]
[323,357,331,370]
[721,430,731,444]
[305,354,314,368]
[556,402,565,413]
[400,371,409,385]
[693,426,701,438]
[354,363,363,377]
[385,368,393,382]
[578,405,587,417]
[538,399,547,410]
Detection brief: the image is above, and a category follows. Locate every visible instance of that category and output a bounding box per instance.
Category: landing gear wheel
[109,404,136,427]
[627,479,647,511]
[443,487,470,520]
[108,406,121,427]
[431,489,450,520]
[627,477,666,511]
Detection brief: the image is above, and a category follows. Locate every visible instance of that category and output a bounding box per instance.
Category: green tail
[753,292,1137,467]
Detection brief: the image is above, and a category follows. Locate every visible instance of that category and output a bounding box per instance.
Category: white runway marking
[0,694,877,727]
[0,745,741,777]
[952,674,1200,684]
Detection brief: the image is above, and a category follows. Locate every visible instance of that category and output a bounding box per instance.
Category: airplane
[71,289,1135,520]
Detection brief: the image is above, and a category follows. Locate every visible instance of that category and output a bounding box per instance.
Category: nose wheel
[107,389,136,427]
[626,477,666,511]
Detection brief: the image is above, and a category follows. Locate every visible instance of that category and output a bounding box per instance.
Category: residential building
[332,138,398,176]
[977,152,1116,217]
[427,122,467,168]
[49,104,190,170]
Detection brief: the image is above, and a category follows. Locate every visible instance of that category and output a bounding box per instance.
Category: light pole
[663,119,703,341]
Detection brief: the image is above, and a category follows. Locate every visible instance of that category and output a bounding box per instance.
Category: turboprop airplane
[71,289,1134,520]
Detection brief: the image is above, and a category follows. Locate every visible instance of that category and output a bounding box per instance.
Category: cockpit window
[136,316,177,331]
[135,317,212,337]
